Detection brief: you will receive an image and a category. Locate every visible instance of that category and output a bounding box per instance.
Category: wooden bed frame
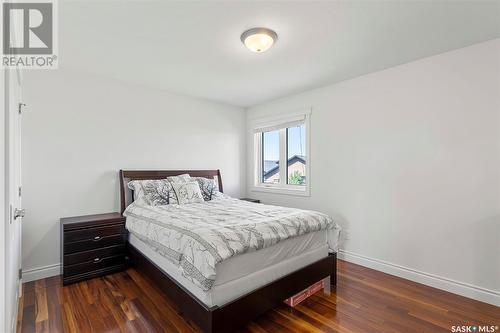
[120,169,337,333]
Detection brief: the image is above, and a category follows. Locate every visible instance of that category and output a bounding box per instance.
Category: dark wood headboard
[119,169,223,214]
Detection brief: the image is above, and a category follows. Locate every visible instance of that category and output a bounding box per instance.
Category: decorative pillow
[127,179,177,206]
[192,177,218,201]
[211,191,228,200]
[166,174,191,184]
[171,181,204,205]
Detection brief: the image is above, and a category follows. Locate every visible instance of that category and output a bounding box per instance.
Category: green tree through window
[288,171,304,185]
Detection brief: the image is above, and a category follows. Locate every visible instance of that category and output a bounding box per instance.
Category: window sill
[251,185,310,197]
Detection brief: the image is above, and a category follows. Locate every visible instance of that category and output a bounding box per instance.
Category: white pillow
[171,181,204,205]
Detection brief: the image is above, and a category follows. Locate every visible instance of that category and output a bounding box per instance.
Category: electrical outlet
[343,230,351,240]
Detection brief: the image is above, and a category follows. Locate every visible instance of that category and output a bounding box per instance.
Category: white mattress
[129,231,329,307]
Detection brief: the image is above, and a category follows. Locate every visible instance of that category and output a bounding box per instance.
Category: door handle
[14,208,25,219]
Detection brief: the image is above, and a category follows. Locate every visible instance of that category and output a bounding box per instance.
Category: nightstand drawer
[64,234,126,254]
[64,224,125,243]
[64,254,128,277]
[64,244,126,266]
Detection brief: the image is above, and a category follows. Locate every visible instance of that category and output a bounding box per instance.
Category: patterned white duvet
[124,197,340,292]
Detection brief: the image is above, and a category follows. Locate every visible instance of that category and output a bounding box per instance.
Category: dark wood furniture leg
[331,252,337,285]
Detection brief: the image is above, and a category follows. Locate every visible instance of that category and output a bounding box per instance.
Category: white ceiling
[61,1,500,107]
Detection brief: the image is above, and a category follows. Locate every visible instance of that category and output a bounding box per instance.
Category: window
[262,130,280,184]
[287,124,306,185]
[253,111,310,196]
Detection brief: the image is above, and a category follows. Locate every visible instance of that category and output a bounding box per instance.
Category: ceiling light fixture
[241,27,278,53]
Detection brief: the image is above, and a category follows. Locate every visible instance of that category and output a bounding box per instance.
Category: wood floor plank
[17,260,500,332]
[98,282,131,333]
[64,284,93,332]
[238,321,268,333]
[125,268,201,332]
[272,307,339,333]
[21,291,35,333]
[46,286,64,333]
[268,308,325,333]
[34,320,48,333]
[60,302,77,333]
[34,285,48,324]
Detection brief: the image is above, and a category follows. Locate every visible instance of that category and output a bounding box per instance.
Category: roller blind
[253,114,306,133]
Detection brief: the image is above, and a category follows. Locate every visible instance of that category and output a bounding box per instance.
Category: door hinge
[19,269,22,280]
[18,186,21,197]
[18,102,26,114]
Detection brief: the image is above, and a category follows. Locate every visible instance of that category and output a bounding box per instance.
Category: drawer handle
[93,236,102,241]
[93,257,102,263]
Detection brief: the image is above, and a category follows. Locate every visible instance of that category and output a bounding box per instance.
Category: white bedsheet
[124,198,340,292]
[215,229,326,285]
[129,233,329,307]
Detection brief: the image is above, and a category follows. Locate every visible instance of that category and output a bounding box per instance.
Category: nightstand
[239,198,260,203]
[61,212,128,285]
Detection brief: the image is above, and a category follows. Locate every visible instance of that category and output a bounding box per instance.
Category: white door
[4,67,23,333]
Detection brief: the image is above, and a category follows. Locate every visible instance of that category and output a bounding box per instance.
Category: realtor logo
[1,0,58,69]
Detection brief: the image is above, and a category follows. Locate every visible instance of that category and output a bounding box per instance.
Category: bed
[120,169,339,333]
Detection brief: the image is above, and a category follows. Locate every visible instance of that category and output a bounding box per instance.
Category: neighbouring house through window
[252,110,310,196]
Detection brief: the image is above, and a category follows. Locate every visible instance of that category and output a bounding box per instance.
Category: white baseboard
[22,263,61,283]
[338,249,500,307]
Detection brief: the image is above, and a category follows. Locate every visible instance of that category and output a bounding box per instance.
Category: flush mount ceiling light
[241,27,278,53]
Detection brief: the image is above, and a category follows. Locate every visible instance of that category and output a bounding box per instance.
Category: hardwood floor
[17,260,499,333]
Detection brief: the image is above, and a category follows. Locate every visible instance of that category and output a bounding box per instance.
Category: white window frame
[251,109,311,196]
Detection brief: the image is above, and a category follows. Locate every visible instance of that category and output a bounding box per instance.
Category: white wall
[246,39,500,305]
[22,70,246,280]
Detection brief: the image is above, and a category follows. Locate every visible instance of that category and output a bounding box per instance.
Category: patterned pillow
[127,179,177,206]
[192,177,218,201]
[171,181,204,205]
[211,191,228,200]
[166,174,191,183]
